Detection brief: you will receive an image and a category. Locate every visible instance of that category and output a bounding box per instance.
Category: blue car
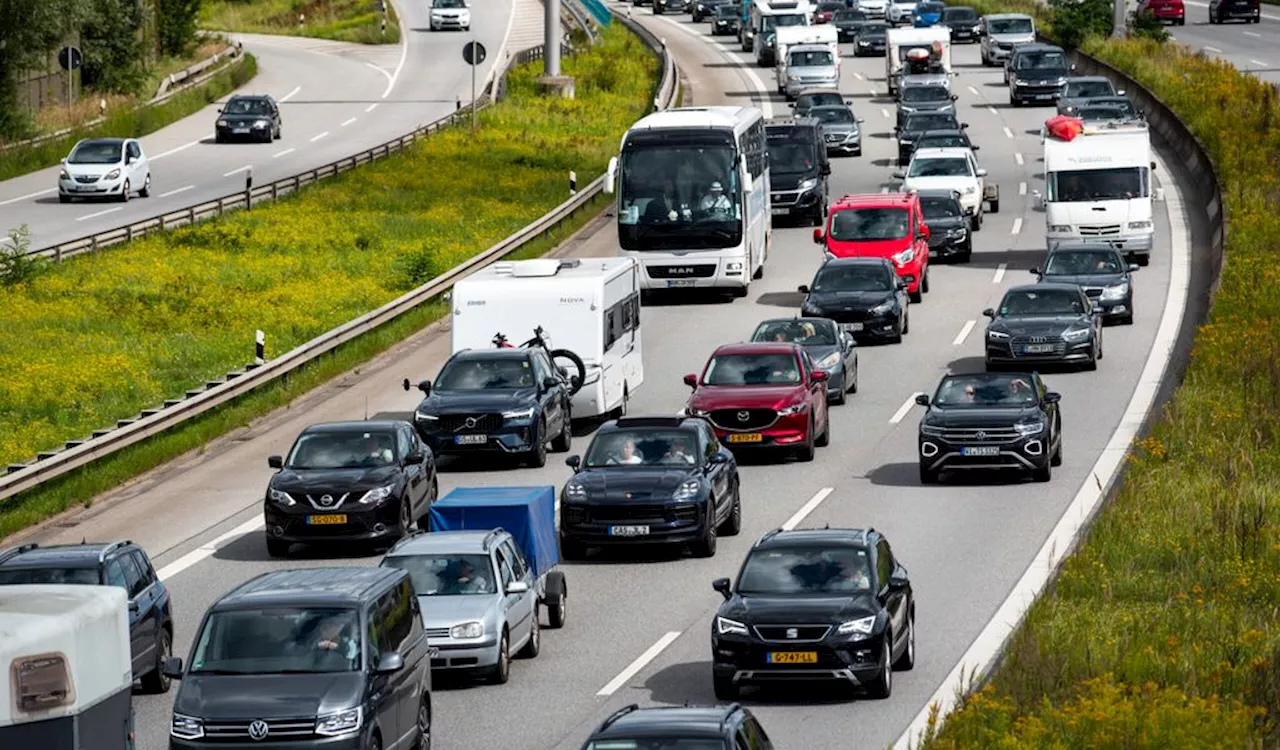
[913,0,944,25]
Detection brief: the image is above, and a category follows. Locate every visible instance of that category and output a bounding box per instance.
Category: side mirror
[740,161,754,193]
[402,377,411,391]
[896,278,907,290]
[976,168,988,177]
[1092,307,1104,316]
[1117,89,1126,95]
[960,122,969,129]
[217,108,223,113]
[811,370,829,382]
[951,93,958,100]
[1128,263,1140,272]
[565,454,582,471]
[162,657,184,680]
[914,393,930,406]
[1044,391,1061,404]
[712,577,733,600]
[506,581,530,594]
[683,373,699,389]
[972,144,981,150]
[821,163,832,176]
[542,376,560,389]
[417,380,431,395]
[708,453,729,465]
[405,450,424,464]
[982,307,995,318]
[1030,267,1041,275]
[813,228,824,244]
[857,116,866,123]
[888,574,909,591]
[845,99,853,105]
[375,651,405,674]
[1149,161,1157,171]
[128,600,140,612]
[892,170,905,179]
[604,156,617,194]
[268,455,283,469]
[1070,63,1077,71]
[798,284,810,293]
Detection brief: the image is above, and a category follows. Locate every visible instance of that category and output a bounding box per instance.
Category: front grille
[586,504,697,524]
[1077,224,1121,236]
[933,426,1022,443]
[202,718,316,742]
[1082,286,1104,298]
[646,264,718,279]
[709,408,777,431]
[772,190,799,206]
[305,492,350,511]
[752,624,833,642]
[74,175,99,183]
[438,413,503,433]
[1011,335,1067,356]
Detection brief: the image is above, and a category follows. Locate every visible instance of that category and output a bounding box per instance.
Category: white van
[885,26,950,96]
[450,257,645,419]
[775,25,840,98]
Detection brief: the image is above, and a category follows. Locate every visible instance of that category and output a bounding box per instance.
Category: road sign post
[58,46,82,111]
[462,41,487,131]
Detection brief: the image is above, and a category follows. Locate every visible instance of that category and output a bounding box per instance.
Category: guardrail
[0,13,679,504]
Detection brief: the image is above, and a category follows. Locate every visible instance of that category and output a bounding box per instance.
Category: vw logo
[248,720,269,741]
[786,628,798,639]
[737,411,751,422]
[464,416,477,428]
[318,494,334,507]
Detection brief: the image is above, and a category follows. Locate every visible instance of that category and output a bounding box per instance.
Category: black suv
[166,567,432,750]
[0,539,174,694]
[405,348,573,467]
[1005,43,1072,106]
[215,94,282,143]
[917,189,972,261]
[580,704,775,749]
[895,111,964,164]
[915,371,1062,483]
[799,257,909,343]
[264,420,438,557]
[984,283,1103,370]
[710,527,915,700]
[1209,0,1260,23]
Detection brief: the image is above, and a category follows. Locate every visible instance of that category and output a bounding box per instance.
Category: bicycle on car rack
[492,326,587,395]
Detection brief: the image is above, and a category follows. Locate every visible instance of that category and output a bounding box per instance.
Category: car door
[105,556,150,676]
[126,140,146,184]
[129,549,167,654]
[499,539,537,644]
[875,538,907,654]
[397,425,426,513]
[268,96,281,129]
[699,422,730,516]
[800,350,827,431]
[532,351,564,433]
[383,578,425,745]
[363,596,400,743]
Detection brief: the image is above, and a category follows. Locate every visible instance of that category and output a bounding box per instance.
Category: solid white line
[596,632,682,696]
[365,103,379,113]
[781,487,835,531]
[1002,126,1014,139]
[1011,217,1023,235]
[382,23,410,99]
[150,139,200,160]
[365,61,394,88]
[952,320,976,346]
[1014,152,1024,166]
[889,394,922,424]
[157,517,265,581]
[1250,59,1268,67]
[273,148,295,158]
[967,85,979,96]
[992,262,1007,283]
[158,185,194,198]
[310,131,329,142]
[280,85,302,102]
[655,16,773,117]
[341,117,357,127]
[1244,31,1262,38]
[1204,45,1222,54]
[75,207,123,221]
[0,188,53,206]
[881,108,889,118]
[223,165,251,177]
[1019,181,1027,196]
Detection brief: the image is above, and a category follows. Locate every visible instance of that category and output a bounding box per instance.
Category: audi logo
[737,411,751,422]
[248,720,269,741]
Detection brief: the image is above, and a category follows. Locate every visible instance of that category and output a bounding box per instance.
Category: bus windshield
[618,143,744,251]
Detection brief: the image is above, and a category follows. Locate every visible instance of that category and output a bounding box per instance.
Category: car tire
[518,614,541,658]
[266,537,290,558]
[1033,460,1052,483]
[488,631,511,684]
[921,268,930,295]
[1120,313,1134,325]
[1084,350,1099,371]
[970,213,982,232]
[139,174,151,198]
[718,480,743,536]
[797,419,817,462]
[415,476,438,530]
[815,411,831,447]
[691,507,718,558]
[1010,96,1022,107]
[120,180,130,202]
[545,571,568,628]
[527,419,549,467]
[919,464,939,484]
[894,608,916,670]
[830,382,847,405]
[398,497,413,537]
[866,636,893,698]
[412,699,431,750]
[713,673,739,700]
[909,286,922,304]
[1050,436,1063,467]
[551,410,572,452]
[560,534,587,561]
[59,194,70,203]
[140,627,172,694]
[960,240,973,263]
[988,198,999,214]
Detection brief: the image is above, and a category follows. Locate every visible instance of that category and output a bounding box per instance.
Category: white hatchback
[895,146,999,229]
[887,0,919,24]
[58,137,151,203]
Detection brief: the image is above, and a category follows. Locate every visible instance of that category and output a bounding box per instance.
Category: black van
[164,567,432,750]
[766,116,831,226]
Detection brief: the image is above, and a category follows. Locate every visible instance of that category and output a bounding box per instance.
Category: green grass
[0,25,658,539]
[200,0,402,44]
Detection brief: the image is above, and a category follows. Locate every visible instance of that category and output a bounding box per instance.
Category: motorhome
[775,25,840,98]
[0,585,134,750]
[1040,120,1160,265]
[885,26,950,96]
[747,0,813,66]
[450,257,644,418]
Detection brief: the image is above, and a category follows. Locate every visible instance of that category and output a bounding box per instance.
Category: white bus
[605,106,771,298]
[745,0,813,66]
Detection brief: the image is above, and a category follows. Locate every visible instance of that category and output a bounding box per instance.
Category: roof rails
[98,540,132,562]
[482,529,505,549]
[599,704,641,731]
[719,703,744,731]
[0,542,39,565]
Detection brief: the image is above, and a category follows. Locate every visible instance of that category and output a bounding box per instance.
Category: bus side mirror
[604,156,617,194]
[740,160,754,192]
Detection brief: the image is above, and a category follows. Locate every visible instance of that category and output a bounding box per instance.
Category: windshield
[943,7,977,19]
[583,429,701,467]
[904,114,957,132]
[932,373,1039,407]
[751,319,838,345]
[861,22,889,35]
[285,430,396,470]
[820,2,844,11]
[224,98,271,115]
[737,545,873,595]
[618,144,742,251]
[585,741,726,750]
[917,2,944,12]
[790,50,834,67]
[435,357,534,389]
[0,567,100,585]
[988,17,1033,33]
[68,140,123,164]
[715,5,737,16]
[1076,105,1135,122]
[1016,50,1067,71]
[800,92,844,109]
[811,264,894,292]
[1064,80,1114,99]
[920,195,963,218]
[813,107,855,124]
[1044,250,1125,274]
[835,9,865,20]
[901,86,950,103]
[767,142,817,174]
[917,134,968,149]
[190,607,361,675]
[703,353,801,385]
[830,207,909,240]
[998,288,1086,316]
[382,554,497,595]
[1050,167,1147,201]
[434,0,467,6]
[909,157,971,178]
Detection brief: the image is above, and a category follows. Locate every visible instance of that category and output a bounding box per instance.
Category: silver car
[783,44,840,100]
[380,529,540,684]
[58,137,151,203]
[979,13,1036,67]
[810,104,864,156]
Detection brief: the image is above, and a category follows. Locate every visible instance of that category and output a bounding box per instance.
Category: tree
[1047,0,1114,49]
[82,0,146,94]
[156,0,202,57]
[0,0,89,138]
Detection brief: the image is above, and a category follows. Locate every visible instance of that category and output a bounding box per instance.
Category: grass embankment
[915,9,1280,750]
[0,25,658,539]
[200,0,402,44]
[0,47,257,183]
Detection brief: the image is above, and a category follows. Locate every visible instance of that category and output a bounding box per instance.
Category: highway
[10,7,1190,750]
[1170,2,1280,83]
[0,0,530,250]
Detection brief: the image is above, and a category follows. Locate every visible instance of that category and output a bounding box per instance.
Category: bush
[199,0,403,44]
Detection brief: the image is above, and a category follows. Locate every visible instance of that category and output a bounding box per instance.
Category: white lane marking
[952,320,976,346]
[1019,181,1027,196]
[365,61,394,89]
[1244,31,1262,38]
[1002,126,1014,139]
[895,146,1193,750]
[223,165,251,177]
[1014,152,1024,166]
[280,85,302,102]
[158,185,194,198]
[1250,59,1268,67]
[869,87,878,96]
[75,207,123,222]
[341,117,357,127]
[1011,217,1023,235]
[1204,45,1222,54]
[273,148,295,158]
[854,72,865,80]
[781,487,835,530]
[967,85,980,96]
[365,103,379,113]
[596,631,682,696]
[987,105,997,116]
[382,22,410,98]
[0,188,53,206]
[881,108,889,118]
[993,262,1007,283]
[150,139,200,160]
[157,517,265,581]
[889,393,923,424]
[310,131,329,142]
[653,15,772,117]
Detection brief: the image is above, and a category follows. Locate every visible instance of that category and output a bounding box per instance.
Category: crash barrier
[564,0,604,37]
[0,13,678,505]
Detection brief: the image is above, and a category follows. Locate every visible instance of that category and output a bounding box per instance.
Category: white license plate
[1023,344,1054,354]
[609,525,650,537]
[233,128,250,134]
[666,279,696,287]
[69,185,86,191]
[841,322,864,332]
[771,207,790,215]
[961,446,1000,456]
[455,434,487,444]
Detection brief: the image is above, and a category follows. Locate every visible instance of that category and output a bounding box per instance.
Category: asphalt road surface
[12,7,1190,750]
[1170,0,1280,83]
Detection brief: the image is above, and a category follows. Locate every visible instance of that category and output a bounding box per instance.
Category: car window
[830,207,909,241]
[751,319,838,345]
[131,549,156,585]
[800,350,816,376]
[933,373,1040,406]
[116,553,148,598]
[396,428,412,459]
[584,428,700,467]
[701,423,718,459]
[495,549,515,589]
[703,352,801,385]
[875,539,893,589]
[382,580,413,652]
[0,567,101,585]
[436,356,535,389]
[104,559,128,592]
[127,142,141,158]
[502,539,529,580]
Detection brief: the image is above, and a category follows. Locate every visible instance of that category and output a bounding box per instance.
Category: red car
[813,1,842,22]
[814,192,931,302]
[683,342,831,462]
[1137,0,1185,24]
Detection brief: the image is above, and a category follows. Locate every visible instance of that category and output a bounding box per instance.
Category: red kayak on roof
[1045,115,1085,141]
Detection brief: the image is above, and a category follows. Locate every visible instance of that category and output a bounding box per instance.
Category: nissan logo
[248,720,269,741]
[464,416,478,428]
[737,411,751,422]
[319,494,334,507]
[786,628,798,639]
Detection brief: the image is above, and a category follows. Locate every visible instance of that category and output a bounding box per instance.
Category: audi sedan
[983,284,1103,370]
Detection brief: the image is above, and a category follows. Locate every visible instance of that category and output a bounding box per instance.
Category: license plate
[1022,344,1054,354]
[455,434,487,444]
[609,525,650,537]
[768,651,817,663]
[233,128,250,134]
[771,207,790,215]
[727,433,763,444]
[307,514,347,525]
[961,446,1000,457]
[841,322,864,332]
[666,279,696,287]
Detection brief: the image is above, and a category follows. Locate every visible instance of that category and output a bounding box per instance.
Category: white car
[895,146,998,229]
[58,137,151,204]
[856,0,888,17]
[430,0,471,30]
[887,0,919,24]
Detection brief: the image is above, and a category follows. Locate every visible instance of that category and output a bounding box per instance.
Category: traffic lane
[1167,18,1280,83]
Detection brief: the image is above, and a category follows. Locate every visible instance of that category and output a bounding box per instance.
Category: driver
[664,436,696,464]
[309,615,359,668]
[360,433,394,463]
[699,181,733,214]
[443,559,490,594]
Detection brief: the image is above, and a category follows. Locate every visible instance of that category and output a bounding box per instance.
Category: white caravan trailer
[885,26,951,96]
[747,0,813,66]
[0,585,134,750]
[450,257,644,419]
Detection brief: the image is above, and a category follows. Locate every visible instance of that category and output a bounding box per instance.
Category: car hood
[989,314,1091,336]
[772,171,820,190]
[417,388,538,414]
[714,14,738,22]
[173,673,363,720]
[1040,271,1128,288]
[690,384,806,411]
[571,468,697,501]
[271,465,400,494]
[788,65,837,77]
[805,290,896,310]
[990,32,1036,44]
[900,124,954,139]
[723,594,876,624]
[220,113,271,122]
[432,7,470,14]
[819,121,859,136]
[800,343,843,366]
[63,161,123,176]
[898,102,955,115]
[419,594,499,629]
[923,215,967,232]
[923,404,1043,427]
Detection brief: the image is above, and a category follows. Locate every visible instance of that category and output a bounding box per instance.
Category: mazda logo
[319,494,334,507]
[464,417,477,428]
[737,411,750,422]
[786,628,798,639]
[248,720,269,741]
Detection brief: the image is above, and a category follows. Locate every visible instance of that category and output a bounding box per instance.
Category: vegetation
[199,0,402,44]
[0,25,658,538]
[919,6,1280,749]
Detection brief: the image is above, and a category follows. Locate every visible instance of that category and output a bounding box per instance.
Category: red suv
[683,342,831,462]
[1137,0,1185,24]
[814,193,931,303]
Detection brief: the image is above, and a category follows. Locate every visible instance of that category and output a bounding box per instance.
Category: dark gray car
[215,94,281,143]
[983,283,1103,371]
[1056,76,1118,115]
[896,80,957,128]
[749,317,858,403]
[809,104,864,156]
[1032,244,1138,324]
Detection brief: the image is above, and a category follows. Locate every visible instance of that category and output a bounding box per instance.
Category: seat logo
[786,628,798,639]
[248,720,269,741]
[737,411,751,422]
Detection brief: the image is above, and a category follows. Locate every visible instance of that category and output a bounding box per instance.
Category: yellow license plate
[727,433,764,444]
[768,651,817,664]
[307,514,347,525]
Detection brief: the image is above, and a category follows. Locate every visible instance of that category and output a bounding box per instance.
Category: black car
[914,127,978,153]
[559,416,741,559]
[692,0,730,20]
[915,371,1062,483]
[1056,76,1118,115]
[264,420,438,557]
[653,0,688,13]
[767,115,831,224]
[895,111,964,164]
[984,283,1103,370]
[405,347,573,467]
[215,94,282,143]
[0,540,174,694]
[852,21,889,56]
[917,189,971,261]
[833,8,868,40]
[790,88,847,117]
[581,704,774,749]
[711,3,741,34]
[750,317,858,403]
[710,527,915,699]
[896,80,958,128]
[940,6,981,41]
[1065,95,1142,123]
[1209,0,1260,22]
[799,257,909,343]
[1032,244,1138,324]
[1006,43,1072,106]
[165,568,432,750]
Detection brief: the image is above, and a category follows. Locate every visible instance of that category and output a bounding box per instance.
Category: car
[654,0,689,13]
[984,283,1104,370]
[940,5,981,41]
[894,110,964,164]
[914,127,978,153]
[767,115,831,224]
[751,317,859,400]
[895,146,997,229]
[856,0,889,19]
[429,0,471,28]
[816,192,931,302]
[783,44,840,100]
[165,567,432,750]
[683,342,831,462]
[57,137,150,203]
[979,13,1035,67]
[814,1,844,22]
[809,104,864,156]
[1006,43,1072,106]
[1032,243,1138,324]
[915,371,1062,483]
[263,420,438,557]
[214,94,281,143]
[710,527,915,699]
[712,3,741,33]
[581,704,775,749]
[917,188,972,261]
[912,0,944,26]
[1059,95,1141,123]
[692,0,730,20]
[896,78,957,128]
[1135,0,1185,24]
[833,8,868,40]
[852,20,890,55]
[798,257,909,343]
[0,540,174,694]
[1209,0,1260,23]
[791,88,847,117]
[1056,76,1119,115]
[887,0,919,25]
[404,347,574,467]
[559,416,741,558]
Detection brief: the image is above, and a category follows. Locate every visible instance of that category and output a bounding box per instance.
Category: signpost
[58,46,82,111]
[462,41,487,131]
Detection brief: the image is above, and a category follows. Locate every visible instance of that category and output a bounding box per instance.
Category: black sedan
[833,8,868,40]
[895,111,964,165]
[915,371,1062,483]
[800,257,909,343]
[913,127,979,153]
[1032,244,1138,324]
[940,6,982,41]
[711,4,740,34]
[983,284,1103,370]
[263,420,438,557]
[559,416,741,559]
[710,527,915,699]
[852,21,889,56]
[791,88,848,117]
[750,317,859,403]
[918,189,971,261]
[214,94,282,143]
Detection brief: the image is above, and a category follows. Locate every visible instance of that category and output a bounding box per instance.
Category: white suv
[894,147,999,229]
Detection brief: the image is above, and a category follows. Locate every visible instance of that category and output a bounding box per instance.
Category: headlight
[788,75,801,83]
[565,481,586,500]
[687,407,710,418]
[1062,327,1091,342]
[59,169,69,179]
[717,616,749,636]
[254,119,269,128]
[1048,224,1071,233]
[1014,420,1045,436]
[1015,79,1030,86]
[971,23,981,30]
[777,403,807,416]
[892,246,915,265]
[672,479,702,501]
[1102,282,1129,300]
[899,105,916,113]
[358,484,394,505]
[946,226,967,238]
[871,299,895,315]
[216,119,228,127]
[798,178,818,192]
[451,621,485,639]
[987,329,1010,339]
[1128,221,1152,230]
[414,409,438,421]
[171,714,204,740]
[815,352,840,369]
[920,423,945,436]
[858,39,870,45]
[315,707,362,737]
[837,615,876,636]
[269,488,297,506]
[105,168,120,180]
[503,407,535,420]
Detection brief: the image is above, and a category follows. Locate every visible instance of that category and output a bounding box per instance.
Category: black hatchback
[799,257,909,343]
[1033,244,1138,324]
[215,94,282,143]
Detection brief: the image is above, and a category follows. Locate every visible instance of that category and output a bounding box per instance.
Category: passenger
[612,437,644,465]
[699,181,733,214]
[665,437,696,464]
[359,434,394,464]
